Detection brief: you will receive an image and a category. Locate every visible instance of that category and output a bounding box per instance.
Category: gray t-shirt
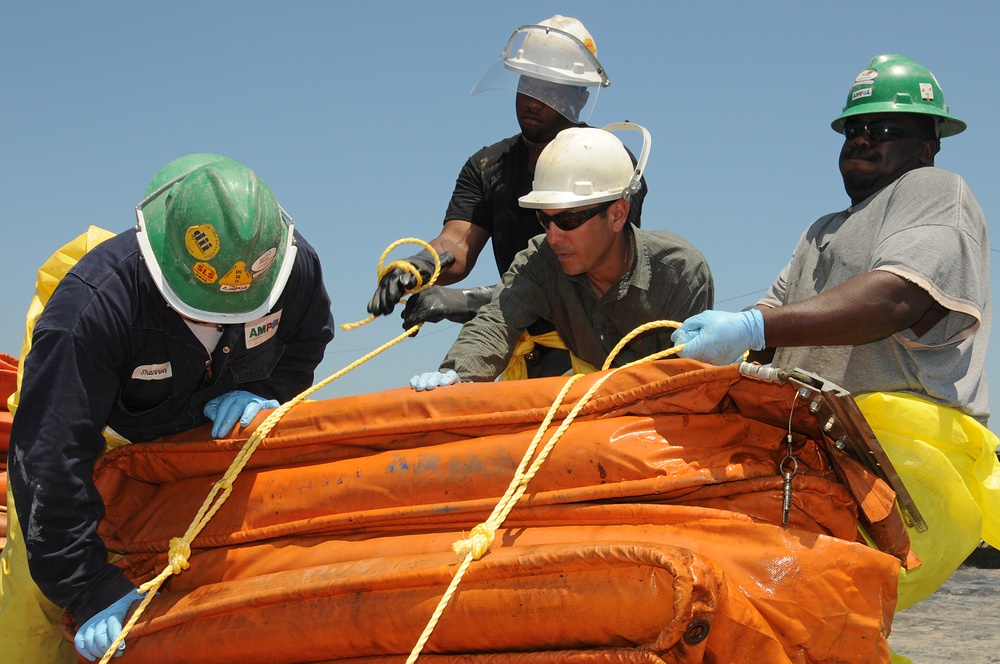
[442,227,714,382]
[759,167,991,422]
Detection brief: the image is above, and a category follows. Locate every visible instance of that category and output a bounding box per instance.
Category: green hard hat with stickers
[140,153,236,231]
[831,54,966,137]
[136,158,297,324]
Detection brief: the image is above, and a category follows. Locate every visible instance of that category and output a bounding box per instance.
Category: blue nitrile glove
[409,370,460,392]
[204,390,280,438]
[74,588,144,661]
[671,309,766,365]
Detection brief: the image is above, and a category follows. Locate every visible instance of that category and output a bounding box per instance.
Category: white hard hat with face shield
[472,15,610,124]
[519,122,651,210]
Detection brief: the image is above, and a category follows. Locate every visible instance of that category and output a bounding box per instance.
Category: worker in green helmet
[671,55,1000,616]
[0,155,334,662]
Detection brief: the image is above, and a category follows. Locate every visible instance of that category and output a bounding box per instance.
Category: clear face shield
[471,23,610,124]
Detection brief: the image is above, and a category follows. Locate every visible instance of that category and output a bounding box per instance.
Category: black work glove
[367,249,456,317]
[401,285,496,329]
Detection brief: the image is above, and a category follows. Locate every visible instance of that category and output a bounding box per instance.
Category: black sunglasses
[536,200,615,232]
[842,119,924,143]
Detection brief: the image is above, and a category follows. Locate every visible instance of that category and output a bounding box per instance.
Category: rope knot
[167,537,192,572]
[452,523,495,560]
[342,238,443,331]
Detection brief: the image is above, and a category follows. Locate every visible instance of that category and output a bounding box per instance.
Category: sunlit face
[538,200,625,276]
[838,113,938,204]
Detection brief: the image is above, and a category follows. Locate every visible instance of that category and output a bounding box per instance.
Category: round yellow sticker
[185,225,220,260]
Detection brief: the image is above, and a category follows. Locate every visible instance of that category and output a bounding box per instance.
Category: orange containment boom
[88,359,905,663]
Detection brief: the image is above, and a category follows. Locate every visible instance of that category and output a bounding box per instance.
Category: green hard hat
[136,160,297,324]
[831,54,966,137]
[141,154,236,231]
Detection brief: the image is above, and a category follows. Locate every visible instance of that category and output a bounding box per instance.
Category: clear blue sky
[3,1,998,426]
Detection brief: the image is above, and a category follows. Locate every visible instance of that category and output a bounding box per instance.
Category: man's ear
[610,199,630,231]
[919,138,940,166]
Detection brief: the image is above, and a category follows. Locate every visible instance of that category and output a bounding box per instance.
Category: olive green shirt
[441,228,714,381]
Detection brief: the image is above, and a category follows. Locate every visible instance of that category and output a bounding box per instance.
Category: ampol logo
[245,310,282,348]
[249,319,279,339]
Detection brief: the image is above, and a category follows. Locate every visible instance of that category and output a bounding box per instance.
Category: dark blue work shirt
[8,228,334,624]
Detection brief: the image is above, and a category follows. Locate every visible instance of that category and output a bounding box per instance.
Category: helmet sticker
[219,262,252,292]
[852,69,878,87]
[833,56,966,138]
[185,225,220,260]
[193,262,218,284]
[245,310,281,349]
[251,246,278,275]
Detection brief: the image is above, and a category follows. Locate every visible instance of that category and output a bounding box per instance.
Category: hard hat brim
[518,191,623,210]
[831,103,967,137]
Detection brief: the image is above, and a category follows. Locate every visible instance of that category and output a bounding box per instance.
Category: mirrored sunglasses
[536,200,614,232]
[842,119,923,143]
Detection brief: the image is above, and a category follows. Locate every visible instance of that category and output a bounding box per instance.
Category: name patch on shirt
[245,310,281,349]
[131,362,173,380]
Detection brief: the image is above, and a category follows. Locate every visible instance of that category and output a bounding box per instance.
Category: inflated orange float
[82,359,910,663]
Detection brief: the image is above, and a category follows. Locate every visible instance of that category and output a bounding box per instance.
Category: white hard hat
[519,122,651,210]
[504,15,606,88]
[471,15,609,123]
[539,15,596,54]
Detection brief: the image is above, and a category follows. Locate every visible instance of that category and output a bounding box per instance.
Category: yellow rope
[96,243,445,661]
[99,325,423,663]
[405,323,687,663]
[98,306,685,662]
[341,238,446,330]
[601,320,682,371]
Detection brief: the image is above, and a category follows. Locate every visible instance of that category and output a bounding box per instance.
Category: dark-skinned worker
[670,55,1000,618]
[0,155,334,662]
[367,15,647,379]
[408,123,711,389]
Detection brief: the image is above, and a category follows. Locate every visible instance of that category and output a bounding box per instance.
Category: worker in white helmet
[409,123,711,389]
[367,16,648,378]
